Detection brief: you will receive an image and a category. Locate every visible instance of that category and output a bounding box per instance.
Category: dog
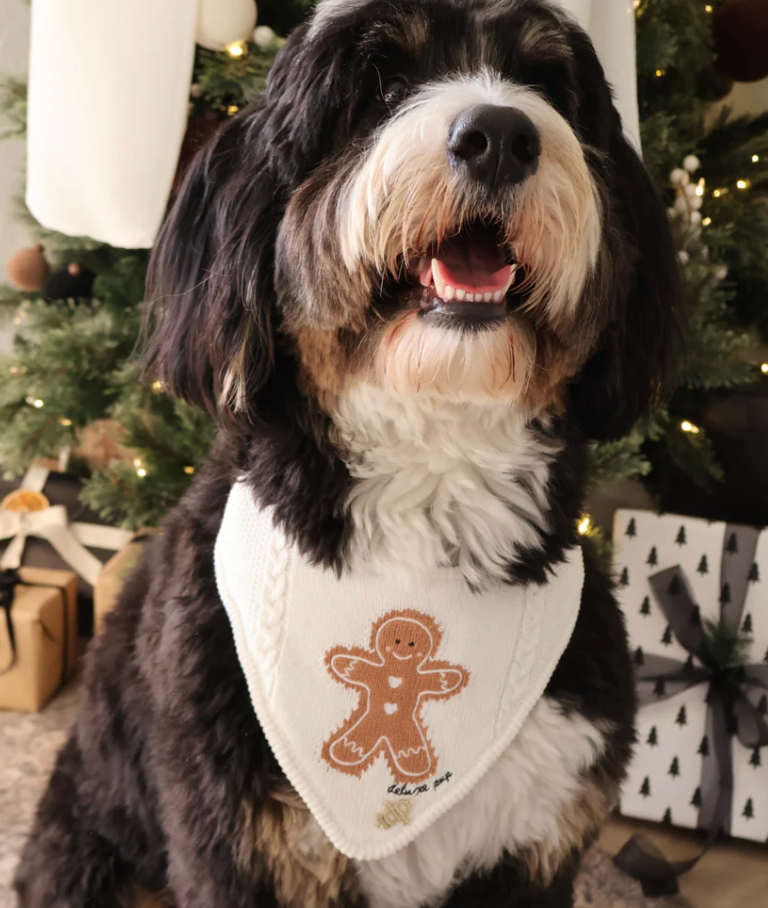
[15,1,680,906]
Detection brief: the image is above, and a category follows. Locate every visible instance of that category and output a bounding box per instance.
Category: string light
[226,41,246,57]
[695,178,705,197]
[633,0,640,8]
[59,418,72,427]
[712,188,728,198]
[655,69,665,78]
[227,104,239,116]
[702,217,712,226]
[705,4,713,11]
[761,363,768,375]
[752,155,760,163]
[578,516,591,535]
[681,420,701,434]
[137,468,148,478]
[736,179,751,190]
[183,466,195,475]
[151,380,163,391]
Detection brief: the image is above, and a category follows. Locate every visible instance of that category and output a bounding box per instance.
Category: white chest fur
[332,385,559,588]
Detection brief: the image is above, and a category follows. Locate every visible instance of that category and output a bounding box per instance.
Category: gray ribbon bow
[615,524,768,897]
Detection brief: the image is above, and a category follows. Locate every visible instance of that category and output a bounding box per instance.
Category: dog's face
[147,0,678,440]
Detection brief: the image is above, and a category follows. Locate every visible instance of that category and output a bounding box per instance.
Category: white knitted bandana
[214,481,584,860]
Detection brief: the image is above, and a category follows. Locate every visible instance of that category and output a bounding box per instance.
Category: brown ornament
[713,0,768,83]
[6,245,51,292]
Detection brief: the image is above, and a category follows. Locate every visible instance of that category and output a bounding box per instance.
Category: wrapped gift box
[0,566,78,711]
[0,465,133,637]
[613,509,768,844]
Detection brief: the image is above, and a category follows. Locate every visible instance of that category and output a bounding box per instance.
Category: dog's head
[147,0,679,442]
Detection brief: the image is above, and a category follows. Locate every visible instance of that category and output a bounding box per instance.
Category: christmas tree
[0,5,305,527]
[691,787,702,808]
[676,705,687,726]
[640,596,652,616]
[0,0,767,528]
[640,777,652,798]
[668,756,680,777]
[698,554,709,574]
[647,726,659,746]
[647,546,658,566]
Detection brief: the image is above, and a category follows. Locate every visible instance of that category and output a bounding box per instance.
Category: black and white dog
[16,1,679,906]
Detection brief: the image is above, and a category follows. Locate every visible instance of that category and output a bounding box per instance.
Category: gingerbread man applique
[322,610,469,784]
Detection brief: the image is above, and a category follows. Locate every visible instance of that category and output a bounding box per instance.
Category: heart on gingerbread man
[322,610,470,783]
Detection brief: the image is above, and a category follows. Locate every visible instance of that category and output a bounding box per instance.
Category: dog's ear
[144,109,280,419]
[567,84,681,441]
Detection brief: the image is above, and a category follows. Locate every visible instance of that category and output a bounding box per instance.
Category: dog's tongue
[418,230,515,300]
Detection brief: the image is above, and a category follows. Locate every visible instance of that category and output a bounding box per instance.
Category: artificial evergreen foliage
[0,0,767,527]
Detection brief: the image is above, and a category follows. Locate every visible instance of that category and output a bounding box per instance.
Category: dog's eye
[377,76,410,109]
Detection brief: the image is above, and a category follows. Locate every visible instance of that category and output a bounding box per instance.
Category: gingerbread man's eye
[395,639,400,644]
[409,642,415,647]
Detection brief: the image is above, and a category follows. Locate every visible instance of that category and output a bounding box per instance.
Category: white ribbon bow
[0,466,134,587]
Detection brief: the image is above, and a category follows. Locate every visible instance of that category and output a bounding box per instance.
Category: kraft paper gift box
[613,509,768,845]
[0,566,78,712]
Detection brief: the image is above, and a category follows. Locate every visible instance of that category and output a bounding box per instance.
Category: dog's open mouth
[411,220,518,322]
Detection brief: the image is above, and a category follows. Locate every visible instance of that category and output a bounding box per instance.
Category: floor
[1,678,765,908]
[600,818,768,908]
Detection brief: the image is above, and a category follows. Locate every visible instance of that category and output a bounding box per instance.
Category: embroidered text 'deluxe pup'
[16,2,680,907]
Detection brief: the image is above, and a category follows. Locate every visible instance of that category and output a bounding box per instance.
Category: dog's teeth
[501,266,518,296]
[493,290,504,303]
[466,293,475,303]
[431,259,448,299]
[444,285,455,301]
[456,289,466,301]
[483,292,493,302]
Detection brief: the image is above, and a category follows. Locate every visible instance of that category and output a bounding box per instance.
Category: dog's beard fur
[377,313,536,402]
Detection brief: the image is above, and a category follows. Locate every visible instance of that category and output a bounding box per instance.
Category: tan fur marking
[119,885,175,908]
[375,14,431,56]
[518,19,572,60]
[240,786,358,908]
[518,777,618,886]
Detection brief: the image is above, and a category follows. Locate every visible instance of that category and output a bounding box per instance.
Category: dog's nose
[448,105,541,191]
